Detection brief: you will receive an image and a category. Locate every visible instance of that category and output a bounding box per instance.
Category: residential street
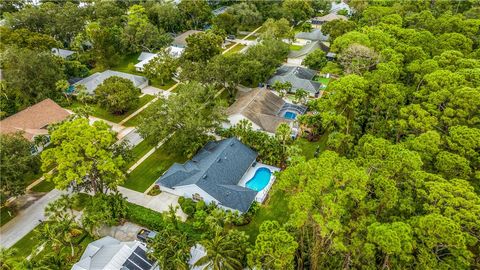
[0,189,64,249]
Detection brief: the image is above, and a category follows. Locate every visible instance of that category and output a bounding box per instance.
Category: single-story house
[295,29,329,45]
[225,89,306,134]
[73,70,148,95]
[71,236,158,270]
[135,47,184,72]
[51,48,75,59]
[287,41,330,66]
[267,65,322,97]
[212,6,228,16]
[330,1,353,16]
[311,13,347,26]
[0,99,70,153]
[156,137,279,213]
[172,30,202,48]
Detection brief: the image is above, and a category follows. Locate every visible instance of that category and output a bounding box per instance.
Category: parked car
[227,35,236,40]
[137,228,158,243]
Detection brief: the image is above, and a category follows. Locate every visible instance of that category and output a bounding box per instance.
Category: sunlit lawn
[30,180,55,193]
[65,94,154,123]
[289,44,303,51]
[236,189,290,243]
[224,44,247,55]
[122,136,187,192]
[1,206,16,227]
[294,135,329,160]
[126,139,153,169]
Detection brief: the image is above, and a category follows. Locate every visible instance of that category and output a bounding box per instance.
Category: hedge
[126,202,165,230]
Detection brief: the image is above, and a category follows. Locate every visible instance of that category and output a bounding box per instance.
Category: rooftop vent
[202,174,207,179]
[217,158,221,163]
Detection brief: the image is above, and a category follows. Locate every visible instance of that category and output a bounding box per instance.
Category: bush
[147,185,161,196]
[196,200,206,211]
[178,198,197,217]
[126,202,165,230]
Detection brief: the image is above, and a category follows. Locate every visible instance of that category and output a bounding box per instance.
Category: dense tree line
[288,1,480,269]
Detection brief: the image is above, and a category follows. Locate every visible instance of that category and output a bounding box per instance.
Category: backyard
[314,76,332,90]
[236,188,290,243]
[65,94,154,123]
[289,44,303,51]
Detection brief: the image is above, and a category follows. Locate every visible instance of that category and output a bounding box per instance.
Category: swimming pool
[245,167,272,192]
[284,111,297,120]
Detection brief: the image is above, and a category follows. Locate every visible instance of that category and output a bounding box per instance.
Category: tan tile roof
[227,89,291,133]
[0,99,70,141]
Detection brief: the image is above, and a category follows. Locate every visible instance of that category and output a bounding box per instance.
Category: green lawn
[224,44,247,55]
[126,139,154,168]
[314,76,332,90]
[110,53,141,74]
[11,224,41,258]
[30,180,55,193]
[236,189,290,242]
[289,44,304,51]
[65,94,154,123]
[1,206,16,227]
[122,137,187,192]
[294,136,329,160]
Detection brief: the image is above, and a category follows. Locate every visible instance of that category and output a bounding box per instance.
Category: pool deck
[238,162,280,203]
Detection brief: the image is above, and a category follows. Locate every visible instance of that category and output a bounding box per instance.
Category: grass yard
[294,135,329,160]
[236,189,290,243]
[126,139,153,168]
[224,44,247,55]
[122,137,187,192]
[30,180,55,193]
[289,44,304,51]
[65,94,154,123]
[1,206,16,227]
[111,53,141,74]
[314,76,332,90]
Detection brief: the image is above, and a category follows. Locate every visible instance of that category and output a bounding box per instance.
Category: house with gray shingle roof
[295,29,329,44]
[156,138,263,213]
[73,70,148,95]
[267,65,321,97]
[51,48,75,59]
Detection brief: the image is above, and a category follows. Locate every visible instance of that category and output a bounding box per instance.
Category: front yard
[65,94,154,123]
[224,44,247,55]
[289,44,303,51]
[122,136,187,192]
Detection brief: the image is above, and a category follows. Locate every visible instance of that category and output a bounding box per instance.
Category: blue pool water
[284,111,297,120]
[246,167,272,191]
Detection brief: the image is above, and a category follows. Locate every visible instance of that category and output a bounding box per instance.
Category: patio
[237,162,280,203]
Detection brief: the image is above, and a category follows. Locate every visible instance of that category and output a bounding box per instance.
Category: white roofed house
[73,70,148,95]
[51,48,75,59]
[134,47,184,72]
[71,236,158,270]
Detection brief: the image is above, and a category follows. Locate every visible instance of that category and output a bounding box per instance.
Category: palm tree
[195,230,248,270]
[148,225,191,270]
[0,248,20,269]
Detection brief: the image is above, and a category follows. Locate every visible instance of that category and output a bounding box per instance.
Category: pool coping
[237,162,280,203]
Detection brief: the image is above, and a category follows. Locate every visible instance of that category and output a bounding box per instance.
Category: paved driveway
[118,186,187,221]
[0,189,65,248]
[142,86,172,97]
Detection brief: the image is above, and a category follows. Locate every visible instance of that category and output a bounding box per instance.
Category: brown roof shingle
[0,99,70,141]
[227,89,291,133]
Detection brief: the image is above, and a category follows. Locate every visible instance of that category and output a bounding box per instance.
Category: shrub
[178,198,197,217]
[184,205,195,216]
[147,185,161,196]
[126,202,165,230]
[196,200,206,211]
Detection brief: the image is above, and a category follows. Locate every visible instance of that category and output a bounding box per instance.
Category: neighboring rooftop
[51,48,75,59]
[172,30,202,48]
[288,41,330,59]
[295,29,329,42]
[157,138,258,212]
[74,70,148,95]
[212,6,228,16]
[0,99,70,141]
[71,236,156,270]
[267,65,321,95]
[135,47,184,71]
[227,89,298,133]
[311,13,348,24]
[330,1,352,15]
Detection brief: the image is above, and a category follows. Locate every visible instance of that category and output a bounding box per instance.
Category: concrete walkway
[118,187,187,221]
[0,189,65,248]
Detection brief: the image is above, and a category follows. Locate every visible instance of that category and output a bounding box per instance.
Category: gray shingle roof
[267,65,321,95]
[157,138,258,212]
[74,70,148,95]
[295,29,329,42]
[51,48,75,58]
